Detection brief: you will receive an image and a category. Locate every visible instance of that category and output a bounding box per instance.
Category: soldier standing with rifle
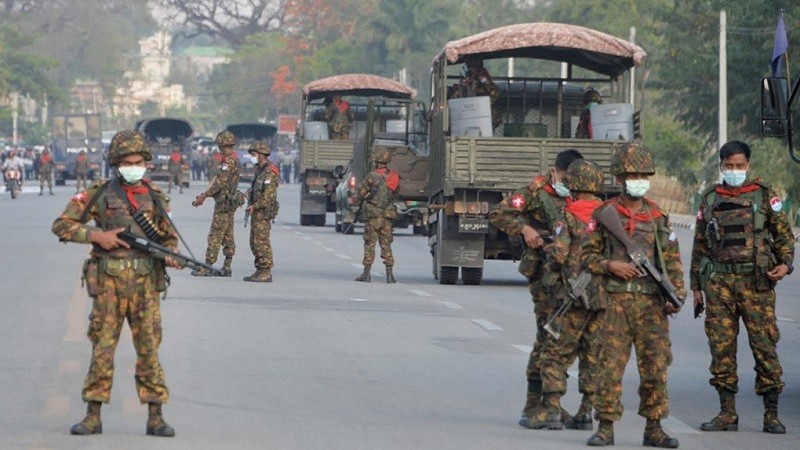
[582,143,684,448]
[74,149,90,193]
[691,140,793,434]
[243,141,280,282]
[51,130,182,437]
[488,149,582,428]
[191,131,243,277]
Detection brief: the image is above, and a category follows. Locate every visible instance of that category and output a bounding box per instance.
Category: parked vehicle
[135,118,193,186]
[223,123,278,182]
[51,114,104,185]
[298,73,417,226]
[761,73,800,163]
[427,22,646,285]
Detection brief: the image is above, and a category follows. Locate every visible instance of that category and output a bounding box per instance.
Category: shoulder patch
[221,163,228,171]
[72,191,88,203]
[586,219,597,233]
[510,193,525,210]
[770,196,783,212]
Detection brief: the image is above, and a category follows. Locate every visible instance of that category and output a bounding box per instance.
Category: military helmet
[215,130,237,147]
[107,130,151,166]
[248,140,271,156]
[611,142,656,176]
[564,159,604,193]
[583,88,602,105]
[371,148,392,164]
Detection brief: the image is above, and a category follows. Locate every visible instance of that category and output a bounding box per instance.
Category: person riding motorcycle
[2,149,26,189]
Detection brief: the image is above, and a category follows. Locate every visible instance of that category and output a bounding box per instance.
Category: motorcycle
[4,167,22,199]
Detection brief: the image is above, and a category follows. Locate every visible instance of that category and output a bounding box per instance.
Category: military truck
[761,74,800,163]
[135,118,193,186]
[428,22,647,285]
[224,123,278,182]
[51,113,103,185]
[334,99,429,234]
[298,74,417,226]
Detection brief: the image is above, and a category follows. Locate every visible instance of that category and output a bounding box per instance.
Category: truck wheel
[312,214,326,226]
[412,224,428,235]
[55,179,65,186]
[335,214,342,232]
[439,266,458,285]
[300,214,312,226]
[461,267,483,286]
[343,222,355,235]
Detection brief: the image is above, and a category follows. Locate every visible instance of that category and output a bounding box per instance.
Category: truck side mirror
[761,77,789,137]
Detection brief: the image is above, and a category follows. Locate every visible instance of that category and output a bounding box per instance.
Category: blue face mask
[625,179,650,198]
[721,170,747,187]
[553,181,571,198]
[586,101,599,109]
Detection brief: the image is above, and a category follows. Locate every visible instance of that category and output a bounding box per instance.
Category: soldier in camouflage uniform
[74,149,90,192]
[325,94,353,140]
[530,160,606,431]
[451,57,502,129]
[191,131,243,277]
[167,147,183,194]
[243,141,280,282]
[38,148,55,195]
[575,89,602,139]
[487,149,582,428]
[355,148,400,283]
[582,143,684,448]
[691,140,794,435]
[52,130,180,437]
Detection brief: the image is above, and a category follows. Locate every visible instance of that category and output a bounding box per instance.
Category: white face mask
[625,179,650,198]
[118,166,146,184]
[721,169,747,187]
[553,181,571,198]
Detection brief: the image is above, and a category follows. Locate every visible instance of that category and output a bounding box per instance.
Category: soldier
[530,159,606,431]
[582,143,684,448]
[52,130,181,437]
[167,147,183,194]
[451,57,502,129]
[74,149,90,192]
[38,148,55,195]
[354,148,400,283]
[487,149,582,428]
[691,140,793,434]
[191,131,242,277]
[575,89,603,139]
[243,141,280,282]
[325,94,353,140]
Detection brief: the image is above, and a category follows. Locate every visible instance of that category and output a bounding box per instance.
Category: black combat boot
[218,257,232,277]
[518,379,542,428]
[355,265,371,282]
[643,419,679,448]
[527,393,564,430]
[191,260,214,277]
[386,266,396,283]
[587,420,614,446]
[70,401,102,435]
[39,186,43,196]
[243,269,272,282]
[146,403,175,437]
[700,389,738,431]
[565,392,594,430]
[762,391,786,434]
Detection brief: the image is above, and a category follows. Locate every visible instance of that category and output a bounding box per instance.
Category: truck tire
[412,224,428,235]
[335,214,342,232]
[439,266,458,285]
[461,267,483,286]
[312,214,326,226]
[300,214,313,226]
[343,222,355,235]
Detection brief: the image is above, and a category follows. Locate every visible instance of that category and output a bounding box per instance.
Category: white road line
[471,319,503,331]
[323,247,336,252]
[777,316,795,322]
[662,416,700,434]
[350,298,369,302]
[335,253,351,260]
[439,301,463,309]
[293,231,303,235]
[409,289,433,297]
[511,344,533,354]
[350,263,362,269]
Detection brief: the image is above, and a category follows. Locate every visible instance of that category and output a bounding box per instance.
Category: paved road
[0,181,798,450]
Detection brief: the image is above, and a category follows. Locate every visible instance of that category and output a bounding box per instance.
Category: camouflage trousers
[362,216,394,267]
[205,207,235,264]
[593,293,671,421]
[524,283,559,381]
[39,172,52,191]
[167,170,183,192]
[540,306,603,396]
[705,273,783,394]
[249,210,273,270]
[83,266,168,404]
[75,172,88,192]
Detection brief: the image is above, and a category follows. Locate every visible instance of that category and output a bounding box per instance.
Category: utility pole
[719,10,727,149]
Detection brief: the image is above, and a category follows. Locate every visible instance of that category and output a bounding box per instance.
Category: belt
[712,262,754,274]
[103,257,149,271]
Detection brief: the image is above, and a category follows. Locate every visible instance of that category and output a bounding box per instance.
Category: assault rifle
[118,231,224,276]
[544,271,592,339]
[594,207,684,310]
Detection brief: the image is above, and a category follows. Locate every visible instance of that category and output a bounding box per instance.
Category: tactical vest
[250,163,280,219]
[602,204,663,295]
[91,183,165,259]
[364,171,395,219]
[703,187,767,264]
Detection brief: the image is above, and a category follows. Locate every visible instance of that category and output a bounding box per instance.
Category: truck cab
[51,114,104,185]
[135,118,193,187]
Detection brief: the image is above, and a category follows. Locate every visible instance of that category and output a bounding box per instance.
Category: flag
[771,12,789,77]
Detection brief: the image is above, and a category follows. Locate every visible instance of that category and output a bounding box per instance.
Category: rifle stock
[119,231,224,276]
[543,271,592,339]
[594,207,684,309]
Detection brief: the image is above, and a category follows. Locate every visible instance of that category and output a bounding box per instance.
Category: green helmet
[611,142,655,176]
[564,159,604,193]
[215,130,237,147]
[107,130,151,166]
[371,148,392,164]
[248,140,271,156]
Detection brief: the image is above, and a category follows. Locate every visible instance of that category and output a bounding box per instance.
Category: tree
[0,25,60,102]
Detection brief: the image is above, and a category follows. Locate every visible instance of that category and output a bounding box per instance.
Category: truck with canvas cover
[135,118,193,186]
[428,22,647,285]
[51,113,103,185]
[298,73,417,226]
[224,123,278,182]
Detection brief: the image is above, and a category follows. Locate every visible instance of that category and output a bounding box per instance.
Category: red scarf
[715,182,760,197]
[40,154,52,164]
[77,154,86,162]
[613,197,662,235]
[542,180,573,206]
[268,162,279,177]
[122,184,149,211]
[376,167,400,192]
[170,152,181,163]
[566,199,602,224]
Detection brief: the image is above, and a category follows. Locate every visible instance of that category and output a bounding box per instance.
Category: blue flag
[771,12,788,77]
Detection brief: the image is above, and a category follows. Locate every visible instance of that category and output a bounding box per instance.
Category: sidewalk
[670,213,800,241]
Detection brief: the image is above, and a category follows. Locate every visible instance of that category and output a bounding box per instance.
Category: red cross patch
[510,193,525,210]
[586,219,596,233]
[72,191,87,203]
[696,208,704,221]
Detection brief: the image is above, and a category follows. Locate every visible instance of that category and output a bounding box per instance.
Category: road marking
[512,344,533,354]
[41,396,70,417]
[439,301,462,309]
[64,282,87,343]
[323,247,336,252]
[351,298,369,302]
[410,289,433,297]
[662,416,700,434]
[350,263,362,269]
[336,253,351,260]
[471,319,503,331]
[58,360,82,373]
[777,316,795,322]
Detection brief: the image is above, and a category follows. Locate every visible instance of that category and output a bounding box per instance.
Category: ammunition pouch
[518,248,542,279]
[383,204,397,220]
[710,261,754,275]
[103,257,152,277]
[698,256,714,291]
[586,275,608,311]
[755,253,778,292]
[82,258,101,297]
[153,259,169,292]
[265,200,280,221]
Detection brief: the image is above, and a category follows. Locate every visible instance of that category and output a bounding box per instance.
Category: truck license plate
[458,217,488,233]
[308,187,327,195]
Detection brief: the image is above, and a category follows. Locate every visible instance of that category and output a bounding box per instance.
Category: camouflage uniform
[244,141,280,282]
[74,151,90,192]
[355,148,399,283]
[39,152,55,194]
[326,97,352,140]
[691,176,794,432]
[167,150,183,194]
[452,63,502,129]
[575,89,602,139]
[203,153,240,273]
[52,130,176,437]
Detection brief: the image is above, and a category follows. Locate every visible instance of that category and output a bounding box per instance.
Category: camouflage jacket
[358,168,398,219]
[690,179,794,290]
[206,152,240,201]
[74,157,90,175]
[249,162,279,216]
[550,196,603,278]
[582,197,686,299]
[38,157,54,174]
[168,153,182,173]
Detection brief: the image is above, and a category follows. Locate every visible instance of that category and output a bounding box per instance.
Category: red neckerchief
[268,162,279,177]
[336,99,349,114]
[40,154,52,164]
[170,152,181,163]
[613,197,662,235]
[715,181,761,197]
[541,180,573,206]
[122,184,149,211]
[375,167,400,192]
[77,154,86,162]
[566,198,602,224]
